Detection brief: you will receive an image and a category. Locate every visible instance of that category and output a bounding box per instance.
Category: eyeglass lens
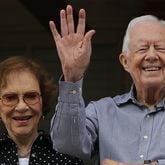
[1,92,41,106]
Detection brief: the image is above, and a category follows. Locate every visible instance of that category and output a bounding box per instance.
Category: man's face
[120,21,165,89]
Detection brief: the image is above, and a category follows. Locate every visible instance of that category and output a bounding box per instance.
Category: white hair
[122,15,165,54]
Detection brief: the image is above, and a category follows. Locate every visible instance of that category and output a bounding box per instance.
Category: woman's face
[0,71,43,139]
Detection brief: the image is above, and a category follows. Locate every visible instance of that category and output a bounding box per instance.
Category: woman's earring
[42,115,45,120]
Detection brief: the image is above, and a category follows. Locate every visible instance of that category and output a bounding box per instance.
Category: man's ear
[119,53,130,72]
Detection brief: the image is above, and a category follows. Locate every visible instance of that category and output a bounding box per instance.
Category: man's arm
[49,4,95,159]
[50,79,96,159]
[101,159,159,165]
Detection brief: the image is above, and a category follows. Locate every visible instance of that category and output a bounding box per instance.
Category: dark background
[0,0,165,164]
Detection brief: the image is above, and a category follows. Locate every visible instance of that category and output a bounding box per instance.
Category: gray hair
[122,15,165,54]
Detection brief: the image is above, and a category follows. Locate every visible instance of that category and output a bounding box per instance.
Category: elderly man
[49,4,165,165]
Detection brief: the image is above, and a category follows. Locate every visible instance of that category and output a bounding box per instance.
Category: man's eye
[137,48,147,53]
[157,47,165,52]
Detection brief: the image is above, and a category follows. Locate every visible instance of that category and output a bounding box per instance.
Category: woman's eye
[3,94,17,101]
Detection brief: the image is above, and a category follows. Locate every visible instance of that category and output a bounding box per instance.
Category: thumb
[84,30,96,42]
[81,30,96,50]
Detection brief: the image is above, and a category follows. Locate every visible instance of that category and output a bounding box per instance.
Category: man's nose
[144,46,159,62]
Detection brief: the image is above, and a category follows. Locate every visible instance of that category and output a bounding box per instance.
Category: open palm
[49,5,95,82]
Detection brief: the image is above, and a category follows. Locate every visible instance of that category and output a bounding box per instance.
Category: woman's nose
[14,97,29,112]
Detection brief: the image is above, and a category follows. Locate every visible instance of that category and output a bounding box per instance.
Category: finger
[60,9,68,36]
[77,8,86,35]
[83,30,96,48]
[66,5,75,34]
[49,21,61,42]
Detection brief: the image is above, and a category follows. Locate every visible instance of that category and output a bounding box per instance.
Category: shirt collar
[113,84,136,106]
[0,130,47,143]
[114,85,165,110]
[0,132,12,143]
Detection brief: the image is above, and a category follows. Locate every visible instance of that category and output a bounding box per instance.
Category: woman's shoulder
[34,130,84,164]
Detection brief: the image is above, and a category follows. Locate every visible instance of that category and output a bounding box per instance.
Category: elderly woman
[0,56,83,165]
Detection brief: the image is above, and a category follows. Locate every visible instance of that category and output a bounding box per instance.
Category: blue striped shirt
[51,79,165,165]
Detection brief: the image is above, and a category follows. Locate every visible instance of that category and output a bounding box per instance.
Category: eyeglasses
[0,91,41,107]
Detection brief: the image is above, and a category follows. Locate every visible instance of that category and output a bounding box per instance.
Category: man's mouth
[142,66,161,71]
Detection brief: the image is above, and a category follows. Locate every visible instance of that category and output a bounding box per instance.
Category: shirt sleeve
[50,79,97,160]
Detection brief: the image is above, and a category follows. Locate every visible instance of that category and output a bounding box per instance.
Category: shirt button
[71,90,77,94]
[143,135,148,139]
[147,115,150,118]
[140,155,144,159]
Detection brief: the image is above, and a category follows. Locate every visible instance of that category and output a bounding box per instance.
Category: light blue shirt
[51,79,165,165]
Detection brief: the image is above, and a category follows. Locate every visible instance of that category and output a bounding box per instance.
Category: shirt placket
[137,112,153,162]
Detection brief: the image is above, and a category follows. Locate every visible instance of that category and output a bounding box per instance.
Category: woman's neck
[9,132,38,158]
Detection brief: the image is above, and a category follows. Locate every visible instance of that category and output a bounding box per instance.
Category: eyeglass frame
[0,91,42,107]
